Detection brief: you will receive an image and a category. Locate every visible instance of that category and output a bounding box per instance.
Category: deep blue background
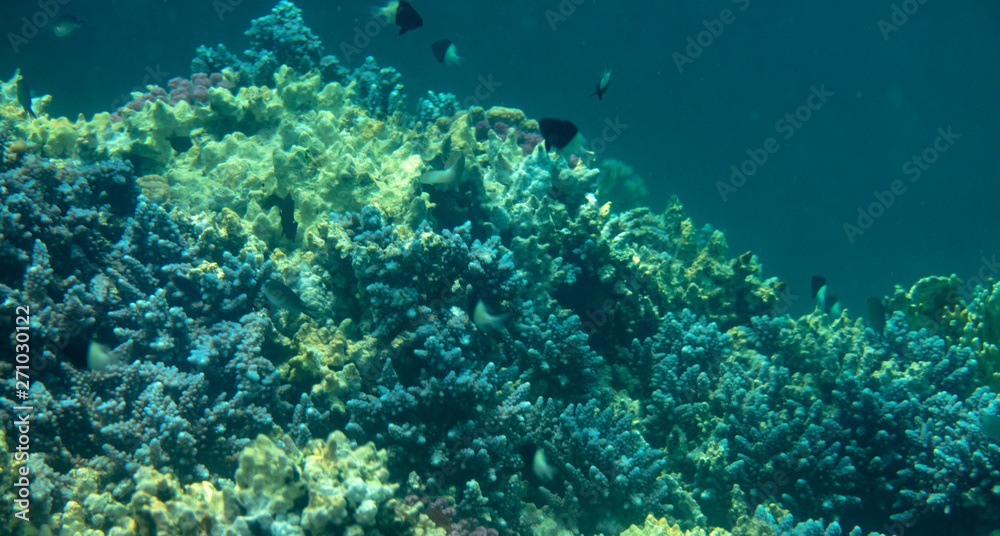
[4,0,999,316]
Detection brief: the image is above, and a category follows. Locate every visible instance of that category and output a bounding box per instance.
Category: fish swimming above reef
[16,74,36,120]
[419,152,465,185]
[378,0,423,35]
[811,275,841,316]
[53,15,83,37]
[590,69,611,100]
[431,39,462,67]
[473,299,509,330]
[263,280,320,318]
[867,296,887,337]
[261,192,298,240]
[539,117,591,162]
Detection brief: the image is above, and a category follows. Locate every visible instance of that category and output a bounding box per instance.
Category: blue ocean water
[2,1,999,535]
[5,0,1000,314]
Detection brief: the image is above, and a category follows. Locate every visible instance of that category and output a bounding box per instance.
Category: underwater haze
[2,1,1000,535]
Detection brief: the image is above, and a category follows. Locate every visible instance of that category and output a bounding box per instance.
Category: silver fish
[263,280,320,318]
[419,152,465,185]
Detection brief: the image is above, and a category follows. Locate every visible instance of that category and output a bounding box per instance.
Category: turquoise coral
[1,3,999,536]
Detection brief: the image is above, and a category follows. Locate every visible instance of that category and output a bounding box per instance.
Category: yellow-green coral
[620,515,730,536]
[961,281,1000,389]
[282,318,368,413]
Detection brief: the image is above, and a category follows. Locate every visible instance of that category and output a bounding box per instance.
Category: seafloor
[1,2,999,536]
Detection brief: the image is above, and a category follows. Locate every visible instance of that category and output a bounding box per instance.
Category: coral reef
[0,153,334,526]
[417,91,462,125]
[196,0,345,87]
[596,159,649,212]
[1,3,998,536]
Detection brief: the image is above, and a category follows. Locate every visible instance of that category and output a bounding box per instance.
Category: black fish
[431,39,461,66]
[261,193,298,240]
[539,117,589,161]
[16,75,36,119]
[539,118,578,151]
[810,275,826,299]
[395,1,423,35]
[263,280,319,318]
[867,297,887,337]
[168,136,193,153]
[590,69,611,100]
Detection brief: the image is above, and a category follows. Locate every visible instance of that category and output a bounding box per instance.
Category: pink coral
[113,72,232,122]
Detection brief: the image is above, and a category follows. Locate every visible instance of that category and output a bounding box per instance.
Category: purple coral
[168,72,233,105]
[474,120,542,155]
[112,72,231,122]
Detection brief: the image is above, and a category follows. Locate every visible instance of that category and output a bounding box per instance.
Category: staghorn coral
[3,5,1000,535]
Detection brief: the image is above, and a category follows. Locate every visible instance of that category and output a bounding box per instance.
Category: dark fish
[867,297,887,337]
[261,193,298,240]
[539,117,590,161]
[263,280,320,318]
[16,75,36,120]
[53,15,83,37]
[166,271,207,308]
[810,275,826,299]
[168,136,193,153]
[431,39,461,66]
[590,69,611,100]
[395,1,423,35]
[811,275,840,315]
[167,272,200,297]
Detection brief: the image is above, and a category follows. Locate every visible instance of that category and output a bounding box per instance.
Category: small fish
[263,280,320,318]
[16,74,36,120]
[533,448,557,482]
[539,117,590,162]
[980,413,1000,443]
[590,69,611,100]
[168,136,193,153]
[867,297,887,337]
[53,15,83,37]
[431,39,462,67]
[394,0,423,35]
[166,271,207,308]
[473,299,509,330]
[811,275,840,316]
[261,193,298,241]
[87,340,118,371]
[419,152,465,185]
